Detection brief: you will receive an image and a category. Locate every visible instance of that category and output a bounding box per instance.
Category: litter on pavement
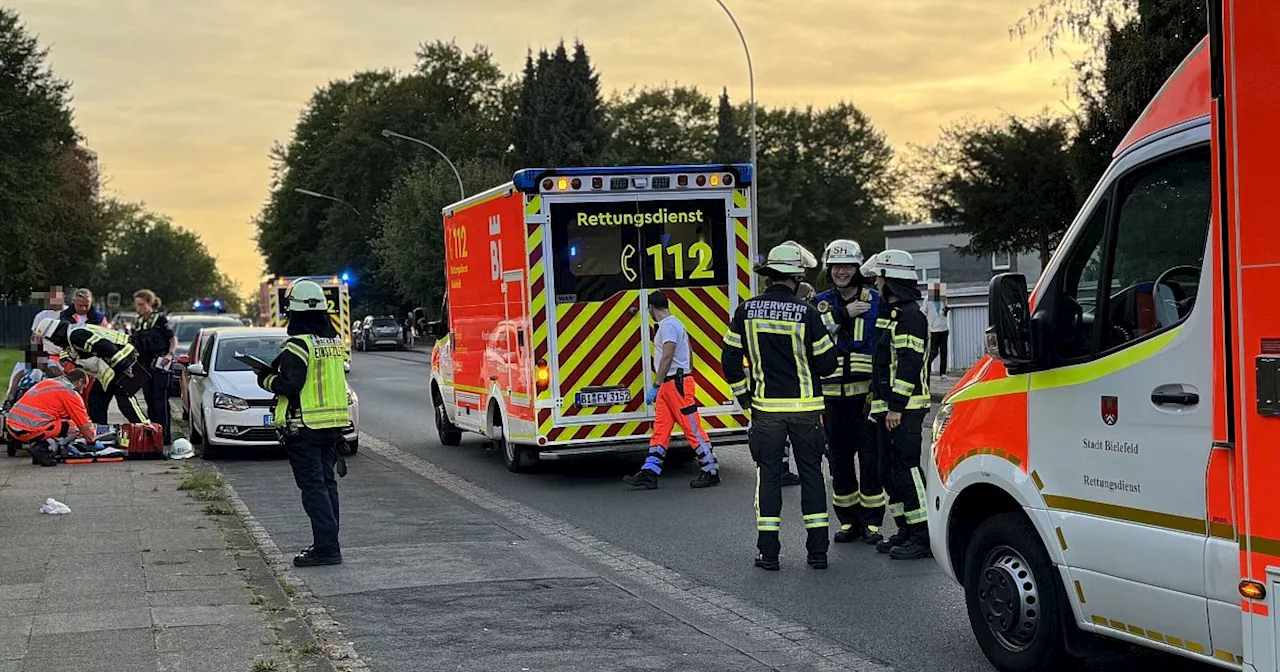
[40,498,71,515]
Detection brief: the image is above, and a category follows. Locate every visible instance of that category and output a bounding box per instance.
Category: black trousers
[145,369,172,443]
[825,394,883,529]
[927,331,949,381]
[286,428,343,555]
[751,410,829,557]
[876,410,929,531]
[88,378,148,425]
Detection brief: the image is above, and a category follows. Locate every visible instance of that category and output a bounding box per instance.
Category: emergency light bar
[516,163,751,195]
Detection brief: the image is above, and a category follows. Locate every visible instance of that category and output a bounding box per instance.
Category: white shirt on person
[653,315,691,376]
[31,309,61,356]
[925,299,950,334]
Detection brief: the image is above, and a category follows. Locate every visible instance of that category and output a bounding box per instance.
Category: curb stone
[223,479,369,672]
[360,432,895,672]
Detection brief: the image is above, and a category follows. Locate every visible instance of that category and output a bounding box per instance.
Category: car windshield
[214,336,287,373]
[174,319,240,343]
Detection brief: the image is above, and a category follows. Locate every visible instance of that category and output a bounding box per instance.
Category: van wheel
[433,392,462,447]
[964,513,1081,672]
[499,432,534,473]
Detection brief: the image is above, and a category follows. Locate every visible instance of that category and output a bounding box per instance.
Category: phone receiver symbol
[621,244,637,282]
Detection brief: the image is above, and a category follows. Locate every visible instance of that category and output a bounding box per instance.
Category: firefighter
[34,318,150,424]
[722,242,838,571]
[257,279,349,567]
[814,239,886,544]
[862,250,933,560]
[624,290,720,489]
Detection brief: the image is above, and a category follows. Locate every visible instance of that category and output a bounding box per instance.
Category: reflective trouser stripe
[888,502,904,517]
[832,492,860,507]
[859,490,887,508]
[803,512,830,529]
[904,467,928,524]
[758,517,781,532]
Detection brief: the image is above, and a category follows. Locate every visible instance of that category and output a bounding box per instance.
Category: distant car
[356,315,404,351]
[184,327,359,459]
[168,313,244,396]
[111,311,138,335]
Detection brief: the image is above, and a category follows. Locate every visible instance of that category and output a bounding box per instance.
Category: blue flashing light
[570,246,578,257]
[340,272,350,282]
[192,300,200,309]
[213,300,222,309]
[512,163,753,193]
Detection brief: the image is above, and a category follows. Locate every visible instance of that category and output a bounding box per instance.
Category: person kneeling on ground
[4,369,96,466]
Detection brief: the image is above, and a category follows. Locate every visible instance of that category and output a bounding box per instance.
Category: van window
[1046,144,1211,361]
[549,201,641,304]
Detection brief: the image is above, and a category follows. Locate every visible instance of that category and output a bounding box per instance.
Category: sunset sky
[13,0,1085,292]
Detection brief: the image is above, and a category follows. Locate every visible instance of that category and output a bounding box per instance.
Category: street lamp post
[294,188,361,216]
[714,0,758,263]
[380,129,466,202]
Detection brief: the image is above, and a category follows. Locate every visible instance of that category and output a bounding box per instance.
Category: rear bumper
[535,428,748,461]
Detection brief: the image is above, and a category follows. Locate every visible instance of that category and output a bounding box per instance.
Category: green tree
[510,41,609,168]
[605,86,716,165]
[255,41,512,310]
[373,158,512,319]
[94,199,225,306]
[753,103,899,259]
[714,88,746,164]
[917,114,1079,267]
[0,7,80,298]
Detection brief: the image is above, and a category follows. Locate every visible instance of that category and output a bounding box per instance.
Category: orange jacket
[6,378,93,437]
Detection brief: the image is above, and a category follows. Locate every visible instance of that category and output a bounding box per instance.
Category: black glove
[256,368,272,390]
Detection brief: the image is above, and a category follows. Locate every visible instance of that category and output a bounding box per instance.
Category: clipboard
[234,353,273,374]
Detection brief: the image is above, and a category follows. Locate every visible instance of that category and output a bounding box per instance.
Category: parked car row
[175,326,359,459]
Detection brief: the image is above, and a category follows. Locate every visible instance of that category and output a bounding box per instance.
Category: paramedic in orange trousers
[624,290,721,489]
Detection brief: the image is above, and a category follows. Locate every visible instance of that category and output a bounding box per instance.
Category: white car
[185,327,359,459]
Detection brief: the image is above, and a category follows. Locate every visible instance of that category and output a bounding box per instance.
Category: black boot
[862,525,884,546]
[623,470,658,489]
[807,552,828,569]
[781,470,801,487]
[294,546,343,567]
[876,516,909,554]
[689,471,721,489]
[833,524,863,543]
[890,524,932,561]
[754,554,780,571]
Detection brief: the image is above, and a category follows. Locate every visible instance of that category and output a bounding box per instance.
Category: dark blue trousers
[286,429,342,555]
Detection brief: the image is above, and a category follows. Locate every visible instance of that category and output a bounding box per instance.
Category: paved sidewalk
[0,449,331,672]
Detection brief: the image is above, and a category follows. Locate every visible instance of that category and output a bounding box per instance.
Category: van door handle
[1152,391,1199,406]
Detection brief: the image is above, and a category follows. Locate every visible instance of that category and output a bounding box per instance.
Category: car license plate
[263,415,273,427]
[575,389,630,407]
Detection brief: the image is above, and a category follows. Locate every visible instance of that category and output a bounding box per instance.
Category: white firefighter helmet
[285,280,327,312]
[34,317,60,340]
[755,241,819,276]
[166,438,195,460]
[861,249,918,280]
[822,239,864,269]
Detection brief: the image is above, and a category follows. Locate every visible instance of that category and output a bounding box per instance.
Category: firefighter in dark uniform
[862,250,933,560]
[814,239,886,544]
[34,318,150,423]
[722,242,838,571]
[257,279,349,568]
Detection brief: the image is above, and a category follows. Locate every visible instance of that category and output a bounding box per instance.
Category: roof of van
[1115,37,1211,158]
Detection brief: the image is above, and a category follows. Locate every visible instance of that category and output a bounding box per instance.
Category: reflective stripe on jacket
[815,285,880,397]
[869,300,931,415]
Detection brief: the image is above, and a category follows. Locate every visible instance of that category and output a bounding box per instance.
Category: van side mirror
[987,273,1034,365]
[428,320,448,339]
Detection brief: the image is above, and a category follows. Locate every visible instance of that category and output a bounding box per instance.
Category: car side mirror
[987,273,1034,366]
[428,320,449,339]
[178,354,190,366]
[187,363,207,376]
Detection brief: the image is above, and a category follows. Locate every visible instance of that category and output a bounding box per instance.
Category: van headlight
[932,403,953,445]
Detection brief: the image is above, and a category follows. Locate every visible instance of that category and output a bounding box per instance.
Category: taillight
[535,361,550,391]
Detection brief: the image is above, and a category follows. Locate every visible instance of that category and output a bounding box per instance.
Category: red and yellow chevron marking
[526,195,551,404]
[543,414,749,444]
[554,291,645,419]
[733,189,752,303]
[663,286,733,410]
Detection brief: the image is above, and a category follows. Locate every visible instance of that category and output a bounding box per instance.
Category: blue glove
[646,386,660,404]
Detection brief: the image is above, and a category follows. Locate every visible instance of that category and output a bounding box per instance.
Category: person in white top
[623,290,720,490]
[30,286,66,359]
[924,283,951,384]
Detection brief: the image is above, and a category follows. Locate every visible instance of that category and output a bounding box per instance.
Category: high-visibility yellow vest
[273,335,348,430]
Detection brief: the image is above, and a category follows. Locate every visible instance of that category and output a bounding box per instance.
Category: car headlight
[932,402,953,445]
[347,388,356,406]
[213,392,249,411]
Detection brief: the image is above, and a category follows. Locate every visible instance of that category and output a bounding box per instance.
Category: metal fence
[0,305,40,349]
[939,286,991,374]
